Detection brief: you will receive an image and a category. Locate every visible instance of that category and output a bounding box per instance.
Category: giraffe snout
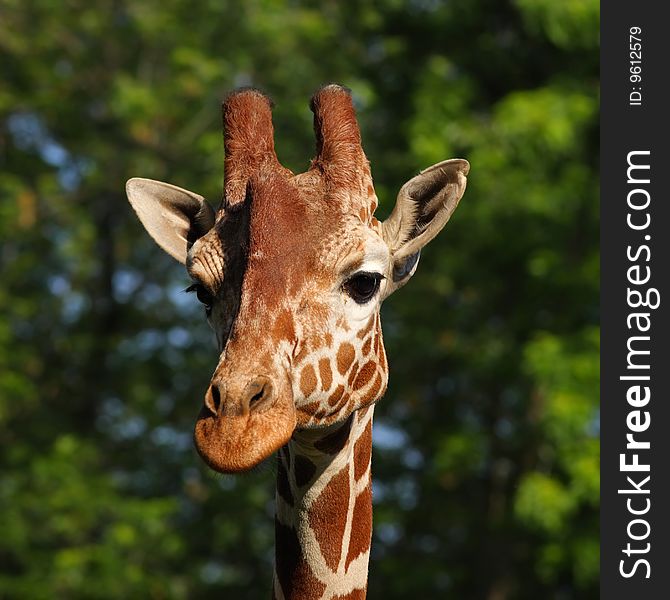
[195,372,296,474]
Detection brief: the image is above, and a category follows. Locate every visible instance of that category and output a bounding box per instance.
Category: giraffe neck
[272,406,374,600]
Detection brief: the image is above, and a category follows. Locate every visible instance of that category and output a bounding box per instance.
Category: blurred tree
[0,0,598,598]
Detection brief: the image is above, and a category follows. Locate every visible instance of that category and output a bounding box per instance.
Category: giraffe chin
[193,401,297,474]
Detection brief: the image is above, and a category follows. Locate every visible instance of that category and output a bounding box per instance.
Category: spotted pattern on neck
[273,406,374,600]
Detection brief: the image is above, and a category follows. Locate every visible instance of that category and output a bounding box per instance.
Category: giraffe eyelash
[342,272,384,304]
[185,282,215,313]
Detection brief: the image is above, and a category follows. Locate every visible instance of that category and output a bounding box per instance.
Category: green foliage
[0,436,184,599]
[1,0,598,598]
[515,472,576,534]
[514,0,599,49]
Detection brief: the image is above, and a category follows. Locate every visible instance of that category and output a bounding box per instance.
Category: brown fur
[360,373,385,408]
[222,90,288,206]
[353,361,376,391]
[300,364,318,397]
[328,384,345,407]
[310,467,350,571]
[337,343,356,375]
[345,482,372,571]
[272,309,296,344]
[319,357,333,391]
[353,421,372,481]
[310,85,367,190]
[275,518,327,599]
[356,316,375,340]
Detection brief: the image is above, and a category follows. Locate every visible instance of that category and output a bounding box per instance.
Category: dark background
[0,1,599,598]
[601,4,670,598]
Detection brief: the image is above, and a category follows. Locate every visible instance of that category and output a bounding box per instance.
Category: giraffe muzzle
[194,375,296,473]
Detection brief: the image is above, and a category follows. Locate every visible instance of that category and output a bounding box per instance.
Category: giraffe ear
[381,159,469,296]
[126,178,216,265]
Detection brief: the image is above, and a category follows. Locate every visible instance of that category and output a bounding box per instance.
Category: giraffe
[126,85,468,599]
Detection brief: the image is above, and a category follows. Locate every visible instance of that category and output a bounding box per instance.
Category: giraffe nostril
[249,389,265,405]
[243,376,276,414]
[205,382,224,416]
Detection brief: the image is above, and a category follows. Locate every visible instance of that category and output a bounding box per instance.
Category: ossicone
[222,88,282,206]
[310,84,367,185]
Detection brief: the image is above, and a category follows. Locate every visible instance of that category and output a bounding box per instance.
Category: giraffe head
[126,85,468,473]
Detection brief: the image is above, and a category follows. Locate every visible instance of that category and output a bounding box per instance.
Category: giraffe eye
[343,272,384,304]
[186,283,214,314]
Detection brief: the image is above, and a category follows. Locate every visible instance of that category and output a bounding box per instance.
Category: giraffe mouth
[193,392,297,473]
